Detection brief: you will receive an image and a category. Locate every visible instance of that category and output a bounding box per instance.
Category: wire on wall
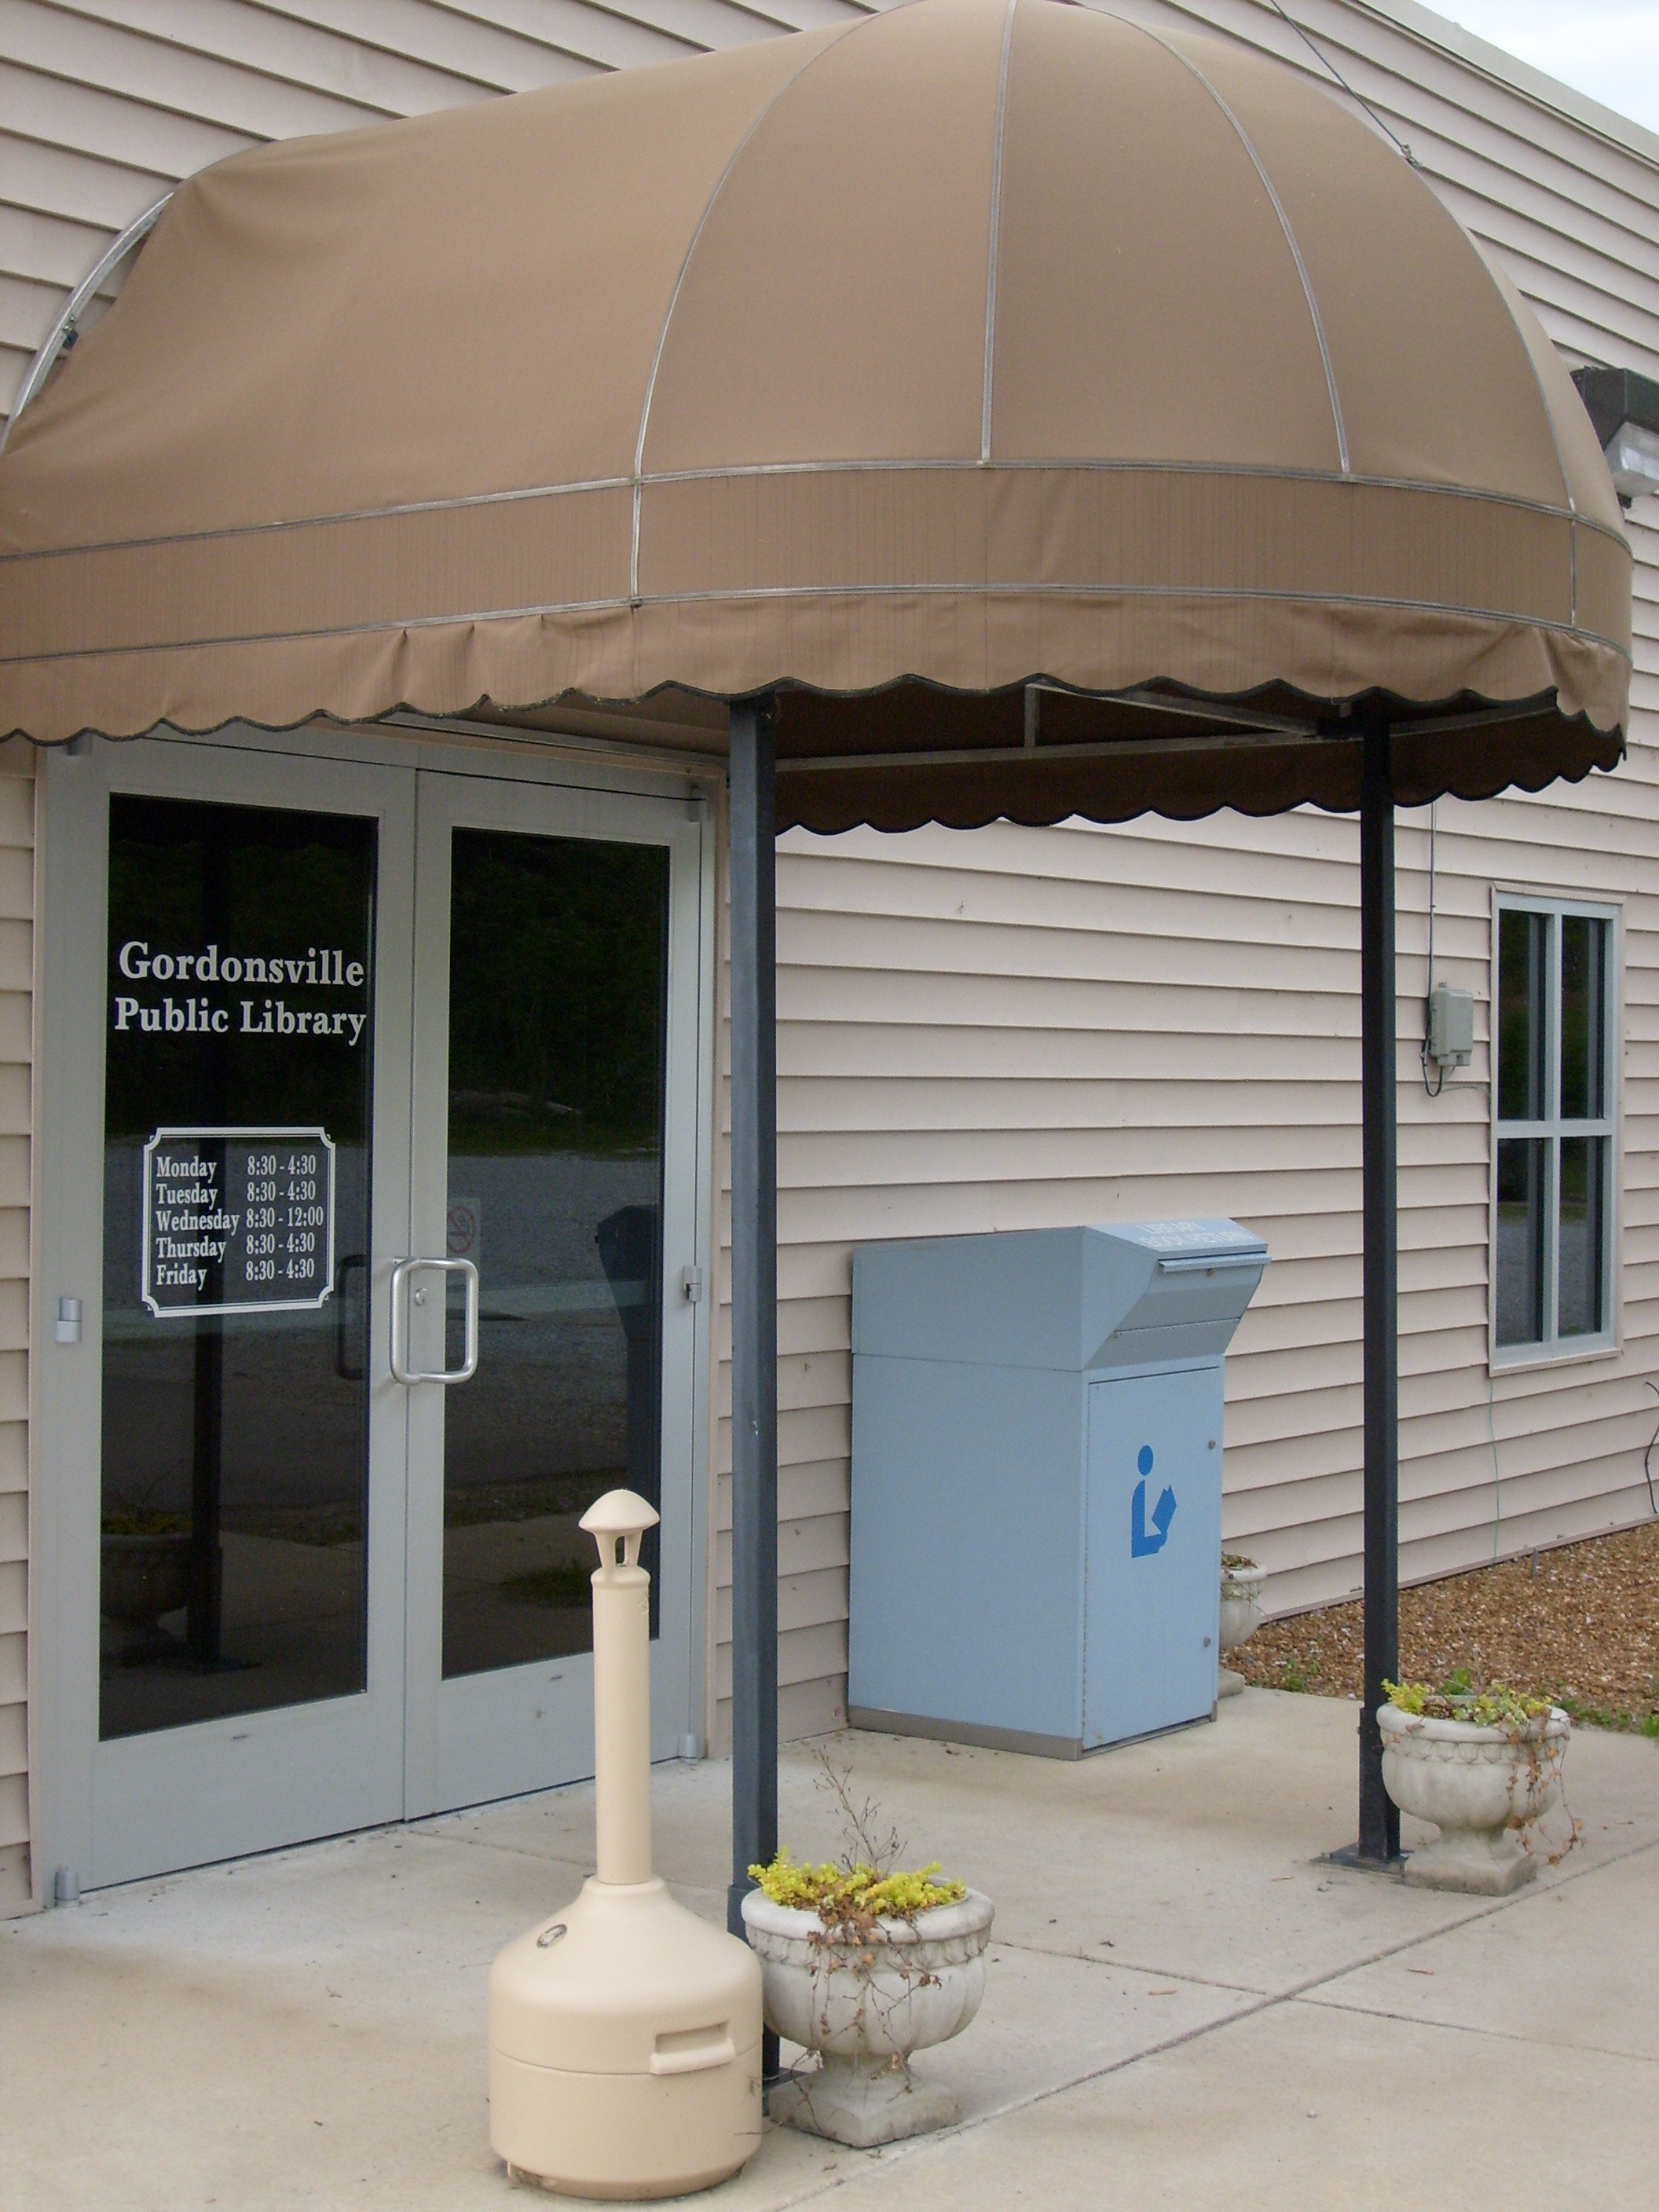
[1265,0,1419,166]
[1420,800,1445,1097]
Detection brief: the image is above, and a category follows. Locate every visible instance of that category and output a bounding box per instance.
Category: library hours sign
[143,1129,337,1317]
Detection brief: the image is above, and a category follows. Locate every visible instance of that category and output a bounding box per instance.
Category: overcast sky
[1439,2,1659,136]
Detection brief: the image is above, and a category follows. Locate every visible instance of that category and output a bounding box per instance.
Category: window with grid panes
[1492,899,1616,1358]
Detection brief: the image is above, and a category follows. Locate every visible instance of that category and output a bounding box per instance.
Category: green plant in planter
[749,1851,965,1925]
[1383,1676,1554,1733]
[751,1752,966,1938]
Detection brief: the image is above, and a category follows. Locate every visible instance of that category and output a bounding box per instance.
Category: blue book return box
[848,1220,1268,1759]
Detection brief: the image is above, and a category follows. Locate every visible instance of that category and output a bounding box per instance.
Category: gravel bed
[1233,1518,1659,1732]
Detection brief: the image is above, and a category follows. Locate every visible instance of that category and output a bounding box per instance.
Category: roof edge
[1341,0,1659,175]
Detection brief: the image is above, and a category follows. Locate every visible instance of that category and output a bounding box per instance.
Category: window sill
[1489,1336,1621,1377]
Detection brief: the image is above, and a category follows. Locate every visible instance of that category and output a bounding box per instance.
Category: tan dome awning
[0,0,1629,825]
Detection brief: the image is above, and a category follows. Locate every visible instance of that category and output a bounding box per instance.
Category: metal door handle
[390,1257,479,1385]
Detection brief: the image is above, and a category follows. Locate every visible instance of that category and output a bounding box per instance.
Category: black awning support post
[727,697,779,2020]
[1357,712,1402,1866]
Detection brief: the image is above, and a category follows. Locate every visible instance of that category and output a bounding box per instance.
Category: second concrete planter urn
[741,1887,994,2148]
[1379,1701,1571,1894]
[1218,1558,1265,1697]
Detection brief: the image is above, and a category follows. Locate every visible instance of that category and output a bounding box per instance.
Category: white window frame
[1489,891,1620,1371]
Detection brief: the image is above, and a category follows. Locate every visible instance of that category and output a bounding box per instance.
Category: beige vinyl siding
[4,0,1659,1767]
[760,764,1659,1646]
[0,742,32,1914]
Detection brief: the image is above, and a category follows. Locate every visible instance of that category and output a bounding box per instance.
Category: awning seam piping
[626,18,864,606]
[1465,241,1580,577]
[1140,24,1350,476]
[982,0,1020,467]
[2,459,1621,568]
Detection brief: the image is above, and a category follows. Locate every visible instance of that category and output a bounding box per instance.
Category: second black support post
[727,698,780,2083]
[1357,713,1401,1866]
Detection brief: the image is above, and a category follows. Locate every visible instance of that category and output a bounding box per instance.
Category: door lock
[390,1257,479,1385]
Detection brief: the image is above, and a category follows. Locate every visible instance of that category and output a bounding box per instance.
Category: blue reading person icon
[1130,1443,1177,1558]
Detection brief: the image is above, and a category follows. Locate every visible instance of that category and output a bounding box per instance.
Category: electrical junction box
[1427,982,1474,1069]
[848,1220,1267,1760]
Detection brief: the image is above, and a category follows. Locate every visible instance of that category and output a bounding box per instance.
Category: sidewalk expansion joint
[1292,1992,1659,2067]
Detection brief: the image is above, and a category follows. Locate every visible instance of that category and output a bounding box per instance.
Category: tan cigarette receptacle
[487,1491,763,2199]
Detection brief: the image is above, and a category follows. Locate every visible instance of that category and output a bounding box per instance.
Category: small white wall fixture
[487,1490,763,2198]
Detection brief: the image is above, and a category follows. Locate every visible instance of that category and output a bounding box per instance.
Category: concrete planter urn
[741,1887,994,2148]
[1218,1558,1265,1697]
[1379,1701,1570,1895]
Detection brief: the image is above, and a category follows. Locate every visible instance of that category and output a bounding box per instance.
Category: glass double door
[43,734,707,1887]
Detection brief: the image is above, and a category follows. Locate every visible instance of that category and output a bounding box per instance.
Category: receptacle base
[490,2045,763,2199]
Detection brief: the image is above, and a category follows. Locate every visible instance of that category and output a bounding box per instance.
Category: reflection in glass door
[441,830,670,1677]
[99,797,377,1738]
[405,771,703,1819]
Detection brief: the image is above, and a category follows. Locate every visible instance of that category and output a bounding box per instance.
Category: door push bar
[390,1256,480,1386]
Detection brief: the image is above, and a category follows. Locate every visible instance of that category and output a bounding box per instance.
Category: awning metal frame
[771,690,1561,775]
[0,193,174,457]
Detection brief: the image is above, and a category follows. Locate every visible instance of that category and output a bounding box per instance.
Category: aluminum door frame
[34,734,418,1888]
[403,764,709,1817]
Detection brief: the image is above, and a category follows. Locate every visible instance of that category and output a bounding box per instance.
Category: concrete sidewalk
[4,1690,1656,2211]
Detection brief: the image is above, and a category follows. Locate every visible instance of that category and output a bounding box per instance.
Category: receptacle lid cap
[580,1489,661,1540]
